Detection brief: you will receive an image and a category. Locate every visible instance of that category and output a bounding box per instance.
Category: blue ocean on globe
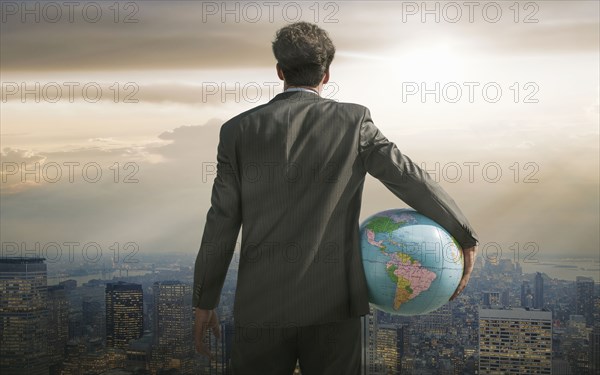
[359,208,464,315]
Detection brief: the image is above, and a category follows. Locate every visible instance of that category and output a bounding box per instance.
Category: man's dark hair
[272,22,336,87]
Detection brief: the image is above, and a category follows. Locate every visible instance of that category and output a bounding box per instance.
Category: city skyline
[1,254,598,374]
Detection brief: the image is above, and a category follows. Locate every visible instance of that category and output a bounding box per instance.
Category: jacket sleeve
[358,107,479,249]
[193,124,242,309]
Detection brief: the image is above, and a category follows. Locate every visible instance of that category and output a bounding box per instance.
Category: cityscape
[0,253,598,375]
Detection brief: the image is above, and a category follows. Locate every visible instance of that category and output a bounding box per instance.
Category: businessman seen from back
[193,21,479,375]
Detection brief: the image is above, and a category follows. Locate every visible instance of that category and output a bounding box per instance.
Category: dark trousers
[231,317,361,375]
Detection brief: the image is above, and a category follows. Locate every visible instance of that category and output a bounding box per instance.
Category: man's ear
[323,69,330,84]
[276,63,285,81]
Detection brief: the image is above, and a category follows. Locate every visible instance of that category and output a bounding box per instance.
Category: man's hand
[449,245,478,301]
[194,308,221,359]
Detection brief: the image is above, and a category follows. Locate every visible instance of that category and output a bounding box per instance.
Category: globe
[359,208,464,315]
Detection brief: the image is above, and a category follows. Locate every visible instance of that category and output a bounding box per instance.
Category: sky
[1,1,598,266]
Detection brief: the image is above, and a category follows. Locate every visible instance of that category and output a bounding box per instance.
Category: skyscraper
[105,281,143,349]
[479,307,552,374]
[0,257,49,375]
[377,323,401,374]
[415,303,452,335]
[594,295,600,327]
[82,295,105,339]
[534,272,544,309]
[500,290,510,307]
[47,284,69,372]
[361,306,379,375]
[151,281,195,374]
[521,280,533,308]
[202,320,235,375]
[126,331,153,371]
[590,326,600,374]
[515,262,523,275]
[576,276,594,326]
[393,324,409,373]
[482,291,500,308]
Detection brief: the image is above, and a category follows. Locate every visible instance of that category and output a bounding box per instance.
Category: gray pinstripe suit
[193,89,479,329]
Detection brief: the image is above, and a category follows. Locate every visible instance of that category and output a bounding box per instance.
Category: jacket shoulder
[219,101,271,136]
[331,100,370,117]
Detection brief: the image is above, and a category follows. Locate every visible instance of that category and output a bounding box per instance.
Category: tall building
[500,290,510,307]
[594,295,600,327]
[79,283,107,339]
[126,330,153,371]
[209,320,236,375]
[534,272,544,309]
[576,276,594,326]
[590,326,600,374]
[415,303,452,335]
[151,281,195,374]
[482,291,500,308]
[218,320,235,375]
[498,259,514,274]
[521,280,533,308]
[479,307,552,374]
[47,285,69,373]
[360,306,409,375]
[515,262,523,275]
[377,323,401,374]
[396,324,409,371]
[105,281,143,349]
[0,257,49,375]
[202,320,235,375]
[361,306,379,375]
[82,296,105,339]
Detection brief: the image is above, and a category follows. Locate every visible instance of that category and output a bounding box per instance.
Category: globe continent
[359,208,464,315]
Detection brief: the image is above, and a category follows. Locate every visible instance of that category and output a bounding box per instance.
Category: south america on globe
[359,208,464,316]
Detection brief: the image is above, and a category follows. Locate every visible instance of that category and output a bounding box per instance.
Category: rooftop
[0,257,45,264]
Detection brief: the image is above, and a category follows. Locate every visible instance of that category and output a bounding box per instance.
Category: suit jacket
[193,90,479,327]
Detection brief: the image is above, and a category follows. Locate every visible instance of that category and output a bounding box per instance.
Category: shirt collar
[284,87,319,96]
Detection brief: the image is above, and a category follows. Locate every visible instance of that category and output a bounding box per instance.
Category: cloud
[0,148,47,194]
[470,22,599,54]
[1,118,598,260]
[0,120,222,259]
[2,1,597,72]
[1,2,360,72]
[515,141,535,150]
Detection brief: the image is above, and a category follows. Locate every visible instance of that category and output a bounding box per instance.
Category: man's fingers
[213,321,221,340]
[193,308,220,359]
[208,310,221,340]
[195,334,216,360]
[194,321,209,357]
